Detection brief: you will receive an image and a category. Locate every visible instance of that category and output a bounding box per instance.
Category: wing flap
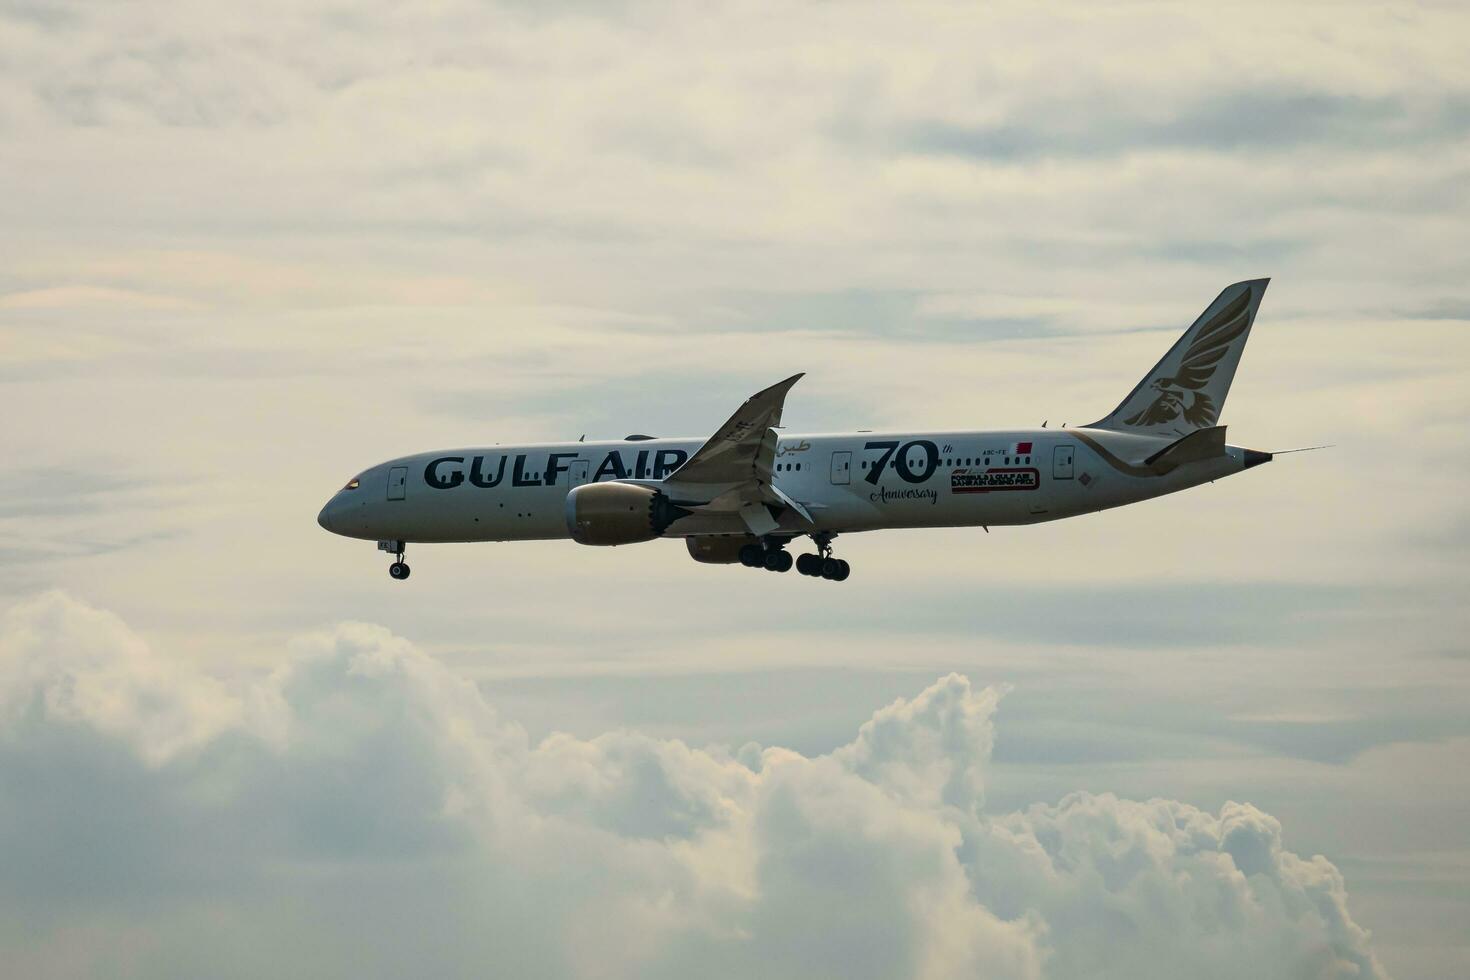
[738,502,781,536]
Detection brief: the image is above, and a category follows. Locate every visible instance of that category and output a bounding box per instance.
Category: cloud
[0,593,1387,979]
[0,285,201,311]
[894,90,1470,162]
[2,2,1465,972]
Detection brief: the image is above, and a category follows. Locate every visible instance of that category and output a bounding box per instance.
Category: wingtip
[746,372,805,404]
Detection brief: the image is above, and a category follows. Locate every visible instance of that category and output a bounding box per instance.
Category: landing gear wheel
[739,543,764,567]
[389,561,411,580]
[806,533,849,581]
[763,550,792,572]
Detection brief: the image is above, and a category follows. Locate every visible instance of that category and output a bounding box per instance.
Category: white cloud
[0,591,242,764]
[0,593,1387,979]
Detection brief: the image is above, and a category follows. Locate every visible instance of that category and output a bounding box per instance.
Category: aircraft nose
[317,501,336,533]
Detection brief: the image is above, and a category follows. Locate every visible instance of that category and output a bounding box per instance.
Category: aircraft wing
[661,373,814,534]
[670,373,803,486]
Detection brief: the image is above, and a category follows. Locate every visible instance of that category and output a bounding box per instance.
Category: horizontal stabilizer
[1144,425,1227,474]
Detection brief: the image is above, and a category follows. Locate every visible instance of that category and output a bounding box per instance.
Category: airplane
[318,278,1278,582]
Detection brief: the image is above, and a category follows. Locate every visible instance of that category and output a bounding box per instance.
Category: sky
[2,1,1469,977]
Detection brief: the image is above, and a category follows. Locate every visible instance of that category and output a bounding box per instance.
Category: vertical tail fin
[1089,279,1269,436]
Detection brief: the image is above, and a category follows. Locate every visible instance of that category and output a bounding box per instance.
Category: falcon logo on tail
[1092,280,1266,436]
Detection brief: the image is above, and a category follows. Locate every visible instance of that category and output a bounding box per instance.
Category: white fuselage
[316,428,1255,545]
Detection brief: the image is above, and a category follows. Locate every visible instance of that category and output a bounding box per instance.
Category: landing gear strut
[797,533,849,582]
[379,539,411,581]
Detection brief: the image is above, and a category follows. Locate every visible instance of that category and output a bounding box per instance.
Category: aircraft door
[830,451,851,485]
[568,459,589,487]
[1053,445,1074,480]
[387,466,408,500]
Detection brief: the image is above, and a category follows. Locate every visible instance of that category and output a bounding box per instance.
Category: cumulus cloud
[0,593,1387,979]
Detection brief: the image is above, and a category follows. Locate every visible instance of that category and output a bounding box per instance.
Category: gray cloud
[770,580,1368,649]
[0,592,1389,979]
[0,466,190,577]
[894,90,1470,163]
[0,466,171,520]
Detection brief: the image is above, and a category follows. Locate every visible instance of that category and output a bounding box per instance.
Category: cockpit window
[343,477,361,491]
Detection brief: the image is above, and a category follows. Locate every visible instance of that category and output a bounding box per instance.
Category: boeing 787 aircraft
[318,279,1277,582]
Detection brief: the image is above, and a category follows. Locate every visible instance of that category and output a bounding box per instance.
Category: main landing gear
[739,541,792,573]
[380,540,411,581]
[795,553,849,581]
[799,532,850,581]
[738,534,850,582]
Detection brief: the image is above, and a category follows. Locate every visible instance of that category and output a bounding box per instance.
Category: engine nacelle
[564,482,690,546]
[685,536,758,564]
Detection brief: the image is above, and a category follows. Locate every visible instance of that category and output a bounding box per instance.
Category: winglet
[760,373,804,429]
[669,373,804,486]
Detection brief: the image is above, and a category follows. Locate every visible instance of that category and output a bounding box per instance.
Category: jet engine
[685,536,759,564]
[565,482,690,546]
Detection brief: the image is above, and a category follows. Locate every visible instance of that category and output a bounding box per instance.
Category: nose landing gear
[379,540,411,581]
